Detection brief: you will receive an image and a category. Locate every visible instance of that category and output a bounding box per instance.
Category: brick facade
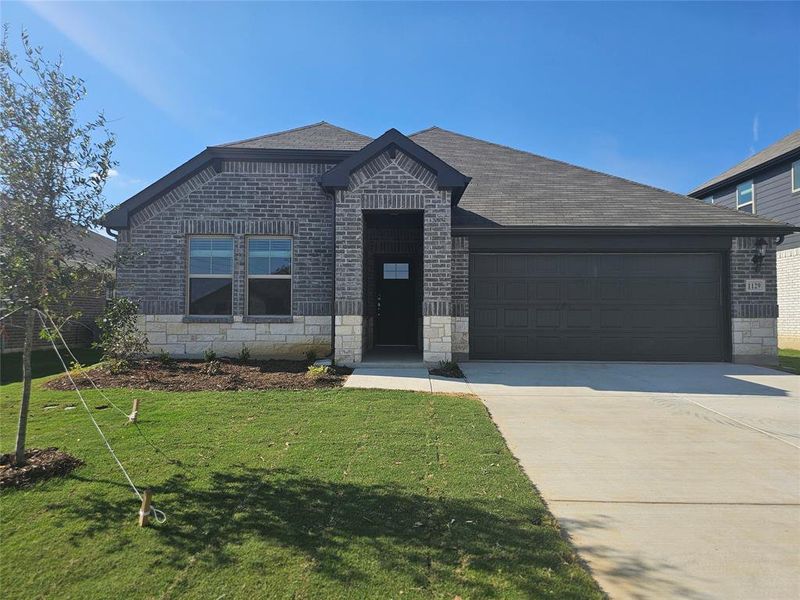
[334,149,453,364]
[117,161,335,317]
[451,236,469,358]
[777,248,800,350]
[113,156,783,366]
[114,160,336,358]
[730,236,779,365]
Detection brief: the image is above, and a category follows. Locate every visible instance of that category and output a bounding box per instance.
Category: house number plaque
[745,279,766,293]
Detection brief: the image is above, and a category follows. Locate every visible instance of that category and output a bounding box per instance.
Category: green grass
[0,367,601,599]
[778,348,800,374]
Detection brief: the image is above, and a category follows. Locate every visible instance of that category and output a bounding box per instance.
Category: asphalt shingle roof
[408,127,793,230]
[690,129,800,196]
[217,121,372,151]
[186,122,794,232]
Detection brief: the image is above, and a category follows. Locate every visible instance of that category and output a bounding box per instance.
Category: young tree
[0,28,115,465]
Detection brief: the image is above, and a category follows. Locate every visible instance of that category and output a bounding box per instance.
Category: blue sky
[3,1,799,210]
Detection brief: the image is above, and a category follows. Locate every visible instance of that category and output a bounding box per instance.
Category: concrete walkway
[344,365,470,393]
[462,362,800,600]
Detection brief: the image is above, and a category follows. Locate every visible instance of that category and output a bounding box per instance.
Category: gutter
[451,224,799,237]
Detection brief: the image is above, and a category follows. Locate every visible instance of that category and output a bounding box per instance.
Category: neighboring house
[690,130,800,350]
[103,123,796,366]
[1,228,115,353]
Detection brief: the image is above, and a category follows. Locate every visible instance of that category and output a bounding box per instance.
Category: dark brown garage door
[470,253,726,361]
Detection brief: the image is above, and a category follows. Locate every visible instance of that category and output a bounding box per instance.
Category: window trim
[245,236,293,317]
[186,235,234,316]
[736,180,755,213]
[792,160,800,193]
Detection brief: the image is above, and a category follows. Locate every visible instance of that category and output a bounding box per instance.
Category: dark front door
[470,252,726,361]
[376,259,416,345]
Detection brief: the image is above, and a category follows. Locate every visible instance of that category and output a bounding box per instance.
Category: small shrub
[239,346,251,364]
[430,360,464,379]
[304,349,317,363]
[203,360,222,376]
[203,347,217,363]
[156,349,175,368]
[306,364,331,378]
[107,358,131,374]
[95,298,148,366]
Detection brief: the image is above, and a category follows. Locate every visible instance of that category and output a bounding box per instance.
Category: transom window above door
[383,262,409,280]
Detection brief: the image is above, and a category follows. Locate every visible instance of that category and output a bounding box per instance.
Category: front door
[376,259,416,345]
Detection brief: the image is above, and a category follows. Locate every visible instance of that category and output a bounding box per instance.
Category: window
[704,195,715,204]
[793,160,800,193]
[188,237,233,315]
[736,180,755,213]
[247,238,292,315]
[383,262,409,280]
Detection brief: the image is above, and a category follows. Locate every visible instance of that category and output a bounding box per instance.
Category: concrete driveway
[461,362,800,600]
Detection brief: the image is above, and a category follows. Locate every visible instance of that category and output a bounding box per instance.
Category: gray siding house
[690,130,800,350]
[104,123,796,366]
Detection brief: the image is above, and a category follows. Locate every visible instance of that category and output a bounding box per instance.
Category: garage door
[470,253,726,361]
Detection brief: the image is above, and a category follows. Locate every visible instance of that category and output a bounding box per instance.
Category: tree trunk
[14,308,36,466]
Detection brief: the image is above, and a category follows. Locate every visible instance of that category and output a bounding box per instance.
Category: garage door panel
[503,281,527,302]
[472,254,499,275]
[535,308,561,328]
[472,280,499,302]
[504,255,527,274]
[565,309,593,328]
[502,335,529,355]
[470,253,726,361]
[534,280,561,301]
[503,308,529,328]
[473,308,498,328]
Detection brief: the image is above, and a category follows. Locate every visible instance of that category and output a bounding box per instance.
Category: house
[0,228,115,353]
[689,130,800,351]
[103,123,796,366]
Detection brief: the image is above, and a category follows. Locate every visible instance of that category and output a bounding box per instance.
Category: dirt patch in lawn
[43,359,353,392]
[0,448,83,490]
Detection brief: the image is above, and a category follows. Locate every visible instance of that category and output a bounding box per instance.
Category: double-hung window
[792,160,799,193]
[247,238,292,316]
[188,237,233,315]
[736,180,755,213]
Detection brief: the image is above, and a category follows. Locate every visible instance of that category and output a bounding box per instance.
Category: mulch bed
[43,359,353,392]
[0,448,84,490]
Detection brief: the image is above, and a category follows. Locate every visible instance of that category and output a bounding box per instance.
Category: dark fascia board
[102,147,355,229]
[452,224,800,236]
[689,147,800,198]
[320,128,471,202]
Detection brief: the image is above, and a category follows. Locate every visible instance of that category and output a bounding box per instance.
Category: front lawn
[0,371,601,599]
[778,348,800,374]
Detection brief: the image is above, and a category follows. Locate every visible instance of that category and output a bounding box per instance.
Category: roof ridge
[215,121,328,147]
[407,125,439,137]
[215,121,372,148]
[414,126,793,229]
